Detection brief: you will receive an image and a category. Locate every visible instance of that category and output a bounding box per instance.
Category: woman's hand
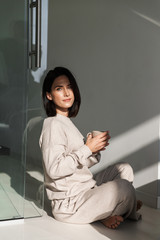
[86,131,111,154]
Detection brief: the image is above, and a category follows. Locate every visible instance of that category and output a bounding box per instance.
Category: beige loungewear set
[39,113,140,224]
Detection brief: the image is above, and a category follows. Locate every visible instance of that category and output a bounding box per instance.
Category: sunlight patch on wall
[132,10,160,28]
[103,115,159,163]
[92,115,160,175]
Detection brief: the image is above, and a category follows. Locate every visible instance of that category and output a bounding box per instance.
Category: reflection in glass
[0,0,44,221]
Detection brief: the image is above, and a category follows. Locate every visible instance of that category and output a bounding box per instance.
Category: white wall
[47,0,160,208]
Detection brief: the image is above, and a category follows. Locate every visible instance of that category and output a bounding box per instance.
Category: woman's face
[46,75,75,116]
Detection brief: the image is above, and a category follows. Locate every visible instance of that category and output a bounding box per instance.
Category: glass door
[0,0,28,220]
[0,0,46,221]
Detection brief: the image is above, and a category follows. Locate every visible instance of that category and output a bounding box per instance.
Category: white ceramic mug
[87,130,105,138]
[92,130,103,137]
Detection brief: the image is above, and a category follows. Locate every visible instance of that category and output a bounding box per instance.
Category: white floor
[1,156,160,239]
[1,205,160,240]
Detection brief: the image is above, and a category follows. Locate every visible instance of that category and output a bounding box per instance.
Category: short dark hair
[42,67,81,117]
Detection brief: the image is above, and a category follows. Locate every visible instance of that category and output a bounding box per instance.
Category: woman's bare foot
[136,200,143,211]
[101,215,124,229]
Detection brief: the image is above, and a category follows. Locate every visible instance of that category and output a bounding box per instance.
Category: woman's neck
[56,109,69,117]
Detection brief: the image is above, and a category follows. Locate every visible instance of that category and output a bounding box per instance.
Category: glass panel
[23,0,48,218]
[24,113,44,218]
[0,0,45,220]
[0,0,28,220]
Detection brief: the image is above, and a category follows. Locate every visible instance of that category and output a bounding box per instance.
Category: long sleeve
[40,120,92,180]
[86,153,101,168]
[83,133,101,168]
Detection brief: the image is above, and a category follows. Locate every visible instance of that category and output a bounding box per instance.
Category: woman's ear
[46,92,53,101]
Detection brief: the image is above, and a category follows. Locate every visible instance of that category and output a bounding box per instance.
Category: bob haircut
[42,67,81,117]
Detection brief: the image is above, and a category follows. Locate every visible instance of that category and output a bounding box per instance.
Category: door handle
[29,0,41,68]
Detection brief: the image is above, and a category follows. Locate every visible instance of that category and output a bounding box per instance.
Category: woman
[39,66,142,229]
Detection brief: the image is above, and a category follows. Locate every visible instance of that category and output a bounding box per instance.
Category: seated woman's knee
[118,162,134,182]
[119,179,135,201]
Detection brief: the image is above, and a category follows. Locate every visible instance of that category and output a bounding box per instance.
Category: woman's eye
[56,88,61,91]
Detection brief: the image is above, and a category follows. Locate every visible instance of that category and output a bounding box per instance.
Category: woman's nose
[64,88,70,96]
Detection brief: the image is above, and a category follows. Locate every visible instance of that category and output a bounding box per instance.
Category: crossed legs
[94,162,142,229]
[52,162,142,227]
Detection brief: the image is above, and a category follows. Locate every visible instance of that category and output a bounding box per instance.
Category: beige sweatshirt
[39,113,101,200]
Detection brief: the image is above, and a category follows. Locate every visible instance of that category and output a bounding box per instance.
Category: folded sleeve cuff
[76,144,92,165]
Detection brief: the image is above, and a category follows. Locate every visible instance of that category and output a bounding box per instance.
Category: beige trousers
[52,162,141,224]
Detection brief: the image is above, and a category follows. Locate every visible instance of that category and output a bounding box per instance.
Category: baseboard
[136,189,159,209]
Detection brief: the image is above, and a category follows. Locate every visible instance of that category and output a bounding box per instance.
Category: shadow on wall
[136,180,159,209]
[92,140,159,181]
[91,115,159,174]
[49,0,160,211]
[90,115,159,208]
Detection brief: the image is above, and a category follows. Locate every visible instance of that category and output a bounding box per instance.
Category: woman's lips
[63,98,71,102]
